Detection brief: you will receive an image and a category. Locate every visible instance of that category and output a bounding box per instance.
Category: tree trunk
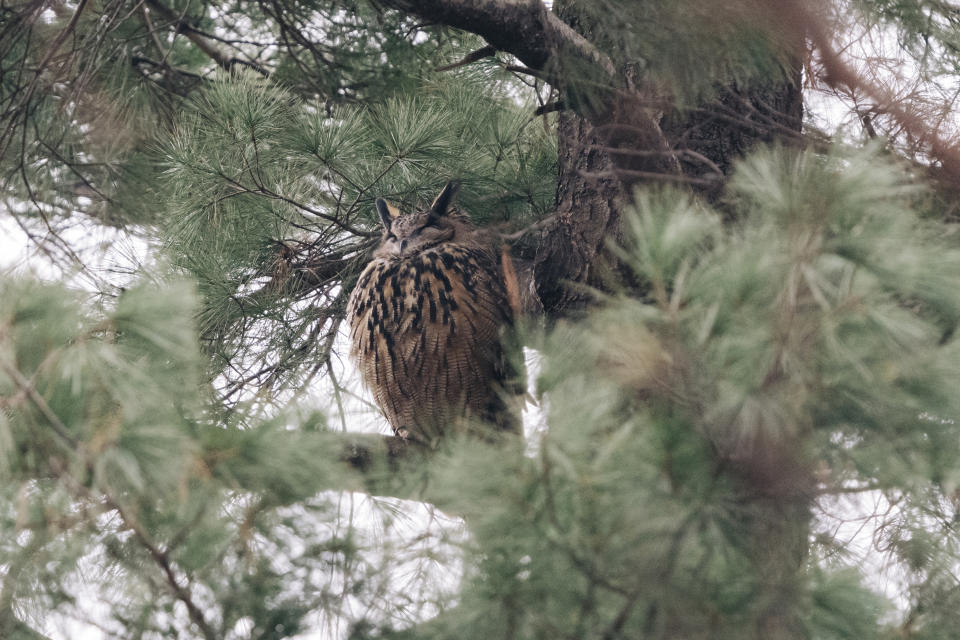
[661,73,804,189]
[521,4,810,638]
[531,73,803,310]
[530,110,624,315]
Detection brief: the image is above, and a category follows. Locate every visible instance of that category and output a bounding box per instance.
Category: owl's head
[374,182,472,259]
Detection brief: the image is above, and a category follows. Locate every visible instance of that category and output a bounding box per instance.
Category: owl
[346,182,521,445]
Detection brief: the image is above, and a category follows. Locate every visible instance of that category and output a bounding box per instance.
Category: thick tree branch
[383,0,613,75]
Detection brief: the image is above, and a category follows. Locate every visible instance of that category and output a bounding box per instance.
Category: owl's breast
[348,244,505,347]
[346,242,513,437]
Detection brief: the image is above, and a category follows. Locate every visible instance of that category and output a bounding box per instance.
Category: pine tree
[3,1,960,639]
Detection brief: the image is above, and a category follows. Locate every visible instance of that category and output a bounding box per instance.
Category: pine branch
[0,355,78,449]
[340,433,417,473]
[120,513,219,640]
[144,0,269,76]
[0,0,90,160]
[782,0,960,188]
[0,530,55,640]
[0,329,220,639]
[245,239,375,304]
[44,453,221,640]
[0,612,55,640]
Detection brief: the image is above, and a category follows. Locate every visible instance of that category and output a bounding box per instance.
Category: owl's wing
[423,244,522,433]
[347,259,408,429]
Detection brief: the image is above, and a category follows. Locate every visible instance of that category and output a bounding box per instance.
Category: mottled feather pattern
[348,243,518,443]
[346,185,520,444]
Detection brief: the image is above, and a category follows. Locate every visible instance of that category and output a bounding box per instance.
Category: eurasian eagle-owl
[346,182,521,445]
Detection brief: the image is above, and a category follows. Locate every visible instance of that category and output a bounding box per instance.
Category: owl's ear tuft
[376,199,401,230]
[430,181,460,217]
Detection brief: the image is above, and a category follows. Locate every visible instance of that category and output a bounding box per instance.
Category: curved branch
[382,0,612,75]
[784,0,960,187]
[381,0,677,178]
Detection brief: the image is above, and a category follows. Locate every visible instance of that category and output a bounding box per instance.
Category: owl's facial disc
[372,184,462,259]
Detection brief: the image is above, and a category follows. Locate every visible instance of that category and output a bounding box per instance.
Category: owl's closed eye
[373,182,464,259]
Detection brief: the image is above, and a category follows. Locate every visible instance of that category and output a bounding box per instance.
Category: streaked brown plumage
[346,182,521,444]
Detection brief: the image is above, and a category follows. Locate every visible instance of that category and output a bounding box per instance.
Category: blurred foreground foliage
[4,146,960,638]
